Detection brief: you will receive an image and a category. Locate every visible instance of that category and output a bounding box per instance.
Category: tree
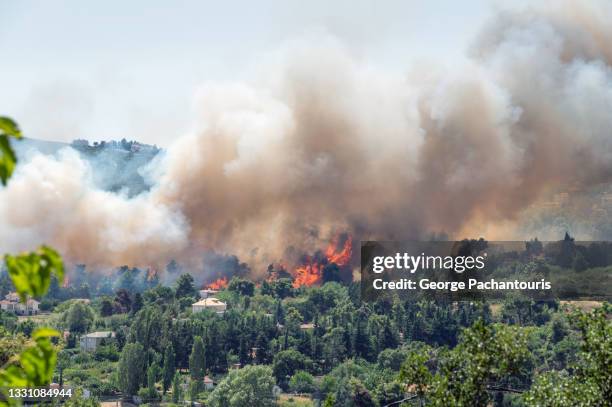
[207,365,276,407]
[523,304,611,406]
[289,371,316,393]
[398,320,529,406]
[166,260,181,274]
[322,327,347,369]
[64,301,94,334]
[162,344,176,394]
[117,343,146,396]
[189,336,206,383]
[100,297,114,317]
[62,389,100,407]
[272,349,311,390]
[131,293,143,315]
[172,371,182,403]
[228,277,255,297]
[175,273,196,299]
[113,289,132,313]
[146,363,159,399]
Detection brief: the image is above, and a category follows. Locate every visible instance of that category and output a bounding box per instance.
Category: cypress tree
[162,344,175,394]
[189,336,206,386]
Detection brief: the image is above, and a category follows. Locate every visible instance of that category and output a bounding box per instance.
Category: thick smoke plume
[2,1,612,274]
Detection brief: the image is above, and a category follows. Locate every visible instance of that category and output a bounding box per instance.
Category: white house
[0,293,39,315]
[192,298,226,314]
[80,331,115,352]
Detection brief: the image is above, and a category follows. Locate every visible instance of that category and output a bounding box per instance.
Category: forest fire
[292,235,353,288]
[146,267,158,281]
[206,276,229,290]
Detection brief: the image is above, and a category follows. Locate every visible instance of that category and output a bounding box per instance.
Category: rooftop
[83,331,115,338]
[192,298,226,306]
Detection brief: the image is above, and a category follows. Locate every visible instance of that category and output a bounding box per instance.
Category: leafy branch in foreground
[524,303,611,406]
[5,246,64,302]
[0,116,22,185]
[398,320,529,406]
[0,116,66,406]
[0,328,59,387]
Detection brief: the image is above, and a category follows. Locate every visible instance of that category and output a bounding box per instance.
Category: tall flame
[146,267,158,281]
[326,235,352,266]
[206,276,229,290]
[292,235,353,288]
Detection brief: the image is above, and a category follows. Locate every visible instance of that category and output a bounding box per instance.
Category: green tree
[289,370,316,393]
[207,365,276,407]
[323,394,335,407]
[272,349,311,390]
[524,304,611,406]
[175,273,196,299]
[162,344,175,394]
[99,297,114,317]
[189,336,206,383]
[172,371,182,403]
[398,347,432,402]
[228,277,255,297]
[145,362,160,400]
[398,320,529,406]
[64,301,94,334]
[117,342,146,396]
[62,389,100,407]
[131,293,143,315]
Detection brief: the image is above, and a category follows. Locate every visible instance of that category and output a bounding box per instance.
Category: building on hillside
[192,297,226,314]
[203,376,214,390]
[198,289,219,299]
[80,331,115,352]
[0,293,39,315]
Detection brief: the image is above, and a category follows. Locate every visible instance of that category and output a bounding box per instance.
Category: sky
[0,0,522,146]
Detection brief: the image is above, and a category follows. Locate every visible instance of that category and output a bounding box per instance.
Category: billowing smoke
[0,149,189,266]
[2,0,612,274]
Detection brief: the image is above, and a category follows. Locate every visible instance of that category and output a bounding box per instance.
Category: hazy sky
[0,0,522,146]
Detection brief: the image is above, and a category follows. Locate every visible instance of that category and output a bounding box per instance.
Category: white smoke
[0,149,189,266]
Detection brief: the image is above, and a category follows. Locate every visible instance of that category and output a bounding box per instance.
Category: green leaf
[0,116,22,186]
[4,246,65,302]
[39,246,65,284]
[0,116,22,139]
[0,329,57,386]
[32,327,60,340]
[0,134,18,186]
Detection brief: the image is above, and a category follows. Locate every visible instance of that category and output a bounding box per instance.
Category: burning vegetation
[292,235,353,288]
[206,276,229,290]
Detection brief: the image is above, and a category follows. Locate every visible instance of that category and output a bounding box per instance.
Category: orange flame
[292,235,353,288]
[292,262,324,288]
[326,235,352,266]
[146,267,158,281]
[206,276,228,290]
